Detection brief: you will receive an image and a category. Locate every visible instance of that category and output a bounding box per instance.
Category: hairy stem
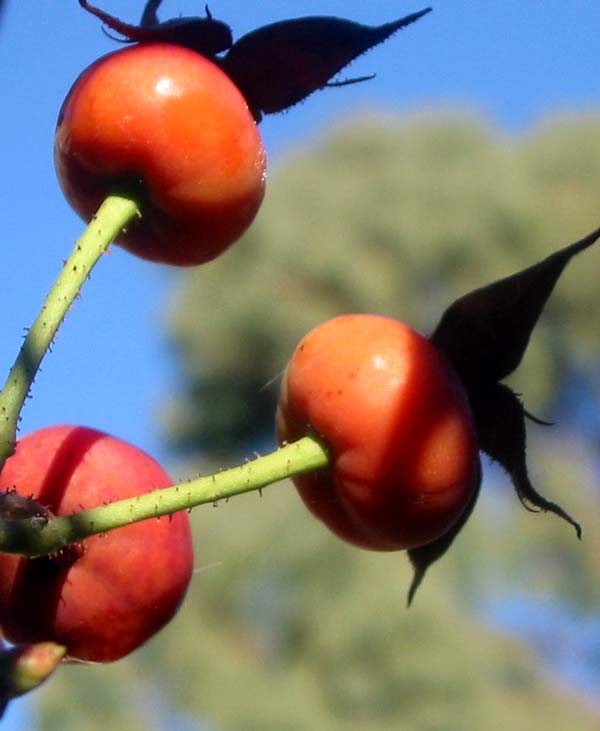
[0,196,139,469]
[0,436,329,557]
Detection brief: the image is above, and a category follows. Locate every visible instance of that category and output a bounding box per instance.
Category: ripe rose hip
[55,43,266,266]
[277,314,479,550]
[0,426,193,663]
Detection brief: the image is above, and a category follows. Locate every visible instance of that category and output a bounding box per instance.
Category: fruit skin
[276,314,479,551]
[55,43,266,266]
[0,426,193,663]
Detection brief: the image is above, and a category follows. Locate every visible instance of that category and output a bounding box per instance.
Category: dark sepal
[470,382,581,538]
[407,458,482,606]
[431,226,600,386]
[221,8,432,121]
[78,0,233,56]
[430,227,600,540]
[140,0,161,27]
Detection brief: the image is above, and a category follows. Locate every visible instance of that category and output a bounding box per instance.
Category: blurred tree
[31,114,600,730]
[35,475,600,730]
[164,114,600,461]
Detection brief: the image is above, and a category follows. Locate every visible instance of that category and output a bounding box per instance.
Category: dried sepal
[78,1,431,122]
[431,226,600,385]
[470,383,581,537]
[407,459,481,606]
[406,226,599,603]
[221,9,432,120]
[78,0,233,56]
[430,228,600,536]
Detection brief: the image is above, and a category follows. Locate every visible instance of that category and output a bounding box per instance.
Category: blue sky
[0,0,599,726]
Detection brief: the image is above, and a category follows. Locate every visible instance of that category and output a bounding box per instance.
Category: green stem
[0,436,329,557]
[0,195,139,469]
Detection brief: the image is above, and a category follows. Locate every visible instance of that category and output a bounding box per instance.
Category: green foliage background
[34,114,600,730]
[164,114,600,459]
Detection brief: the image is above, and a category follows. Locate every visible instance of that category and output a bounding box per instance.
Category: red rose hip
[0,426,193,662]
[55,43,266,266]
[277,314,479,550]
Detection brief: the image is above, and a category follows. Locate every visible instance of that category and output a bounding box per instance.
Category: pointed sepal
[221,9,432,120]
[78,0,233,56]
[470,382,581,537]
[407,459,481,605]
[428,228,600,537]
[431,226,600,385]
